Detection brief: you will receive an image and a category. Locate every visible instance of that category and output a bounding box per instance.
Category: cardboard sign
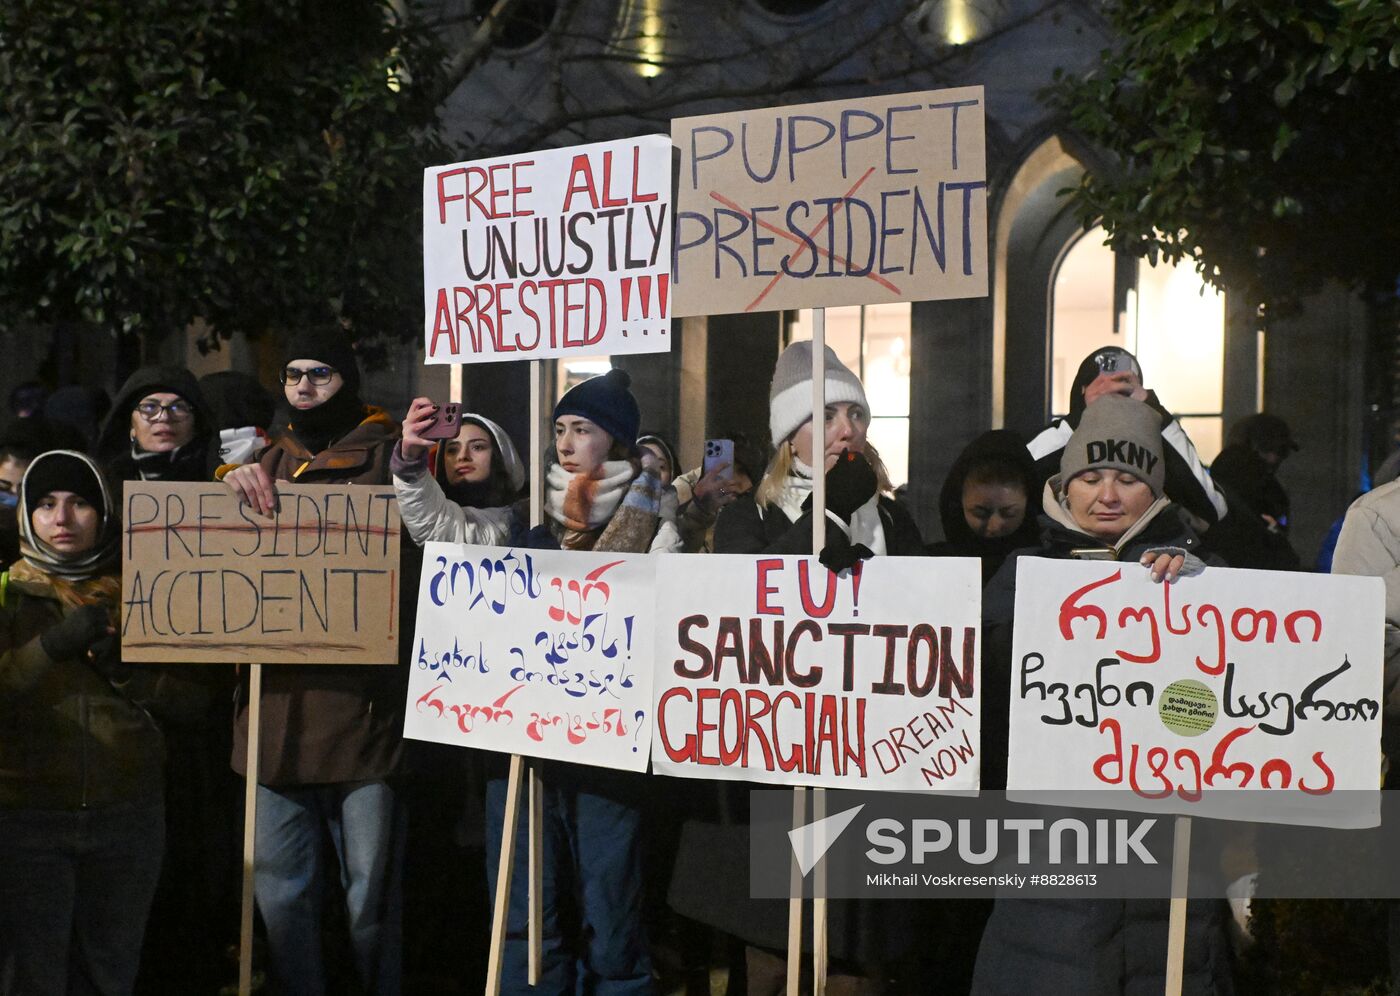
[652,554,982,791]
[120,483,401,664]
[403,543,655,772]
[671,86,987,316]
[1007,559,1384,826]
[423,136,673,364]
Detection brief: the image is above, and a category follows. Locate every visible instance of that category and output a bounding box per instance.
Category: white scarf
[773,457,887,556]
[545,459,636,531]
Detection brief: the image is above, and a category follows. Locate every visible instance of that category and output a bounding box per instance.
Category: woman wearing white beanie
[683,340,927,993]
[713,339,924,561]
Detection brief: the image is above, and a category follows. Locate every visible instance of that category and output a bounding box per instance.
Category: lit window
[1050,227,1225,461]
[788,303,912,486]
[557,356,611,400]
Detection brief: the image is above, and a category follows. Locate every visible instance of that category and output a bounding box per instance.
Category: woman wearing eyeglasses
[95,366,216,485]
[218,329,410,996]
[93,366,238,993]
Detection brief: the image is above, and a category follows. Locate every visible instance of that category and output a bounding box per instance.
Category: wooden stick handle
[486,754,526,996]
[786,786,806,996]
[238,663,262,996]
[1164,815,1192,996]
[528,761,543,984]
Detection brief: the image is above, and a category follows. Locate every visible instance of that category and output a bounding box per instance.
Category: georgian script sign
[402,543,655,772]
[121,483,401,664]
[1007,559,1384,826]
[423,135,673,363]
[652,554,982,791]
[671,86,987,316]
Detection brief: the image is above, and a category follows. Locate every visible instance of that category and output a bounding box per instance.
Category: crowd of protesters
[0,334,1385,996]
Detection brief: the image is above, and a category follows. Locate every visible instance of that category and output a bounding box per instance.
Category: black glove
[40,604,111,663]
[85,634,131,682]
[819,533,875,573]
[823,449,879,522]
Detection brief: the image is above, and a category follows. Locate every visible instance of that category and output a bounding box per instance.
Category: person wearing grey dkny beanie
[1058,394,1166,498]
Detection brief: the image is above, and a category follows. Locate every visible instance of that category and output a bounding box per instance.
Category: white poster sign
[1007,559,1384,826]
[652,554,982,791]
[403,543,655,772]
[423,136,672,363]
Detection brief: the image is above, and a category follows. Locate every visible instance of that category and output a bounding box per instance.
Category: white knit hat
[768,340,869,445]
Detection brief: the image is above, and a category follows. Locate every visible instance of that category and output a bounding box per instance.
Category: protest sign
[423,135,673,364]
[652,554,982,791]
[1006,559,1384,826]
[671,86,987,316]
[403,542,655,772]
[120,482,401,664]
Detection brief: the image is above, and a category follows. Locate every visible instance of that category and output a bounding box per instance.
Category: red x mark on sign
[707,166,904,313]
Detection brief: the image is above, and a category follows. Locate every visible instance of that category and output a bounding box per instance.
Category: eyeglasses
[135,400,194,422]
[282,366,337,387]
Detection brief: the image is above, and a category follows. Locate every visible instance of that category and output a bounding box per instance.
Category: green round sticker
[1158,679,1218,737]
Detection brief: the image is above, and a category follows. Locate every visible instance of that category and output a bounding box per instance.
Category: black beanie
[553,369,640,448]
[282,328,361,397]
[23,451,106,519]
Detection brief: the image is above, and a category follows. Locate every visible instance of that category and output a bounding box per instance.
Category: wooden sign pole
[787,309,830,995]
[237,663,262,996]
[1164,815,1192,996]
[485,754,526,995]
[487,359,547,994]
[809,308,829,996]
[527,359,545,983]
[785,787,806,996]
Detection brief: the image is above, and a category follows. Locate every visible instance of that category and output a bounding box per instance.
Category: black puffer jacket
[714,492,926,556]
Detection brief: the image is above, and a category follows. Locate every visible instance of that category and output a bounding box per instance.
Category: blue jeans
[485,766,654,996]
[0,798,165,996]
[254,781,406,996]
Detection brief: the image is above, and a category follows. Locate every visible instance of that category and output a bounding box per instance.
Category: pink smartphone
[421,402,462,440]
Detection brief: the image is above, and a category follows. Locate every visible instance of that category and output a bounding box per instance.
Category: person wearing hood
[928,429,1042,582]
[98,368,235,994]
[199,370,277,468]
[0,450,207,995]
[219,329,408,996]
[1206,413,1301,570]
[1027,346,1228,528]
[96,365,216,485]
[0,417,89,571]
[391,402,526,547]
[972,395,1233,995]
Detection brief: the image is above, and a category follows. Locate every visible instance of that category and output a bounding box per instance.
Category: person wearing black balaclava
[1026,345,1228,528]
[928,429,1042,583]
[218,327,408,996]
[95,365,215,485]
